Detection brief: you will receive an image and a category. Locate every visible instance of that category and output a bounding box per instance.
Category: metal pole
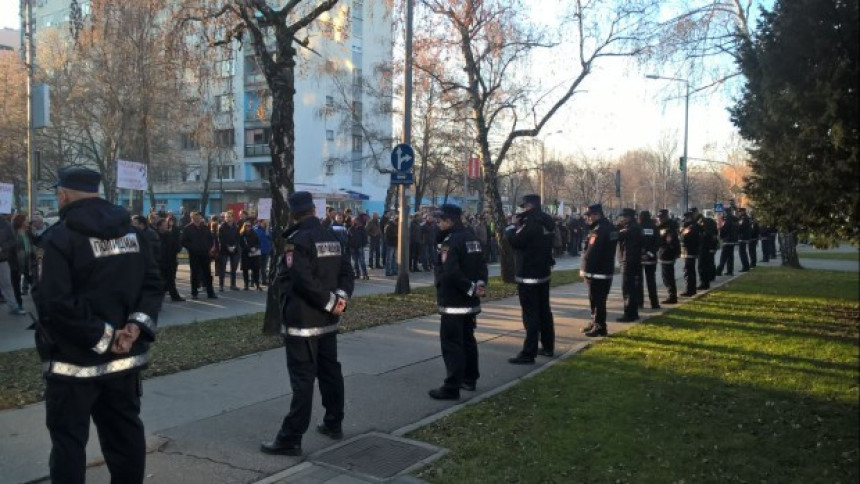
[682,81,689,212]
[539,140,544,208]
[24,0,35,216]
[395,0,413,295]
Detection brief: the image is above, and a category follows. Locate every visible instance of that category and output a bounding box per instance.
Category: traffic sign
[714,203,724,213]
[391,144,415,171]
[391,172,414,185]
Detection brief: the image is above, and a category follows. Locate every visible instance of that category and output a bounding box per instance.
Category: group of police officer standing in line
[33,162,779,480]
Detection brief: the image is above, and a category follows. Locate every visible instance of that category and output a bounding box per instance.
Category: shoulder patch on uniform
[465,240,482,253]
[90,234,140,258]
[315,241,342,257]
[643,228,654,236]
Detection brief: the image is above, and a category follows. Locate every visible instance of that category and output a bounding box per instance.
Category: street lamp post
[646,74,689,212]
[538,129,562,207]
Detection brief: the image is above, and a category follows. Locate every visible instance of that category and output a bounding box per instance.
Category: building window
[326,130,335,141]
[216,165,235,180]
[326,95,334,107]
[352,101,363,122]
[325,158,336,176]
[216,94,234,113]
[352,134,362,153]
[180,133,198,150]
[353,68,363,87]
[215,59,233,78]
[244,127,272,156]
[215,129,235,147]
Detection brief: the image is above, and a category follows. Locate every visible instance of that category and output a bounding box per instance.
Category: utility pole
[22,0,36,216]
[394,0,413,295]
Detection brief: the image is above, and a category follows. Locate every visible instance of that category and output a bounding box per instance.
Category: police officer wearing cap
[638,210,661,309]
[679,211,701,297]
[657,209,680,304]
[697,214,718,290]
[716,209,738,276]
[34,167,163,483]
[261,191,354,456]
[506,194,556,363]
[615,208,641,322]
[580,203,619,337]
[737,207,751,272]
[748,213,759,268]
[428,204,488,400]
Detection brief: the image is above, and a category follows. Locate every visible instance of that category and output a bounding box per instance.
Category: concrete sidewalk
[0,250,765,484]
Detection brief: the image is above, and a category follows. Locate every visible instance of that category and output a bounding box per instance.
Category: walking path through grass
[409,267,860,483]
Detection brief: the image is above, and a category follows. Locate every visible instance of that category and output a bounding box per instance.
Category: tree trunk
[779,232,802,268]
[482,161,516,282]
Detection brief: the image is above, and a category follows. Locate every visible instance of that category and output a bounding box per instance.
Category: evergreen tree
[730,0,859,265]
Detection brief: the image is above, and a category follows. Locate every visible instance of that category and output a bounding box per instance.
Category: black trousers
[587,277,612,330]
[409,242,422,269]
[219,251,240,287]
[717,244,735,275]
[620,263,640,318]
[682,256,697,294]
[440,314,479,390]
[698,251,715,288]
[748,240,758,267]
[640,263,660,308]
[517,282,554,357]
[660,261,677,300]
[45,372,145,484]
[279,333,344,444]
[160,260,181,298]
[242,255,260,287]
[738,241,750,271]
[188,253,214,295]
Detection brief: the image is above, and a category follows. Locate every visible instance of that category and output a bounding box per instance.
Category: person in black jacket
[217,212,241,291]
[657,209,680,304]
[33,167,162,483]
[506,194,556,363]
[615,208,641,322]
[239,221,263,290]
[697,215,718,290]
[638,210,660,309]
[679,212,700,297]
[261,192,354,457]
[580,203,619,337]
[181,211,218,299]
[428,204,488,400]
[748,214,759,268]
[716,211,738,276]
[156,218,185,301]
[347,218,369,280]
[384,214,399,276]
[737,208,751,272]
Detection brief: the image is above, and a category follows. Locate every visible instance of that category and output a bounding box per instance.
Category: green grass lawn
[0,270,580,410]
[409,267,860,483]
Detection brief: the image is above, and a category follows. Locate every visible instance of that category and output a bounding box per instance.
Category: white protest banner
[313,198,327,220]
[257,198,272,220]
[116,159,148,191]
[0,183,13,214]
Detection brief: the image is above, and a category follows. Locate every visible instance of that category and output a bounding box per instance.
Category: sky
[0,1,742,166]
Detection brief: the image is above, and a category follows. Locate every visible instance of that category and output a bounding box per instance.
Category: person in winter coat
[254,219,273,285]
[347,218,369,280]
[239,221,262,290]
[156,218,185,301]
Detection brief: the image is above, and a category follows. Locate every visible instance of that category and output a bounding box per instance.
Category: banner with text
[257,198,272,220]
[0,183,13,214]
[116,159,148,191]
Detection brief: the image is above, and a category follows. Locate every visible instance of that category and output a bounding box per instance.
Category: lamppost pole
[646,74,690,212]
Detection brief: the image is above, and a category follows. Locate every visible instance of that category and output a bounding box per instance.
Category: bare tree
[0,49,28,210]
[418,0,659,280]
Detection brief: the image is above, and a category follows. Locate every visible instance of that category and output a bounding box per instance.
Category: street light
[646,74,689,212]
[538,129,563,207]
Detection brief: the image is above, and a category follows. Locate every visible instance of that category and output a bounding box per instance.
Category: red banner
[468,156,481,179]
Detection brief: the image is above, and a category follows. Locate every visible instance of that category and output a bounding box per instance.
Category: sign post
[391,143,414,294]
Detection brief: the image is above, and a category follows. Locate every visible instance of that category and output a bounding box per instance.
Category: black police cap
[620,207,636,218]
[53,167,101,193]
[657,209,670,218]
[433,203,463,220]
[585,203,603,215]
[518,194,541,208]
[287,191,315,213]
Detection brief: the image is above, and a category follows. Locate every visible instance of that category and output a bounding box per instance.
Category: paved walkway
[5,243,844,483]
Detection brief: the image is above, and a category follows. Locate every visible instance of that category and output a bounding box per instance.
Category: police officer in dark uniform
[697,214,718,289]
[679,212,700,297]
[737,208,751,272]
[506,194,556,363]
[748,213,759,268]
[262,192,354,456]
[580,203,619,337]
[428,204,489,400]
[716,210,738,276]
[615,208,641,322]
[638,210,661,309]
[657,209,680,304]
[34,167,163,484]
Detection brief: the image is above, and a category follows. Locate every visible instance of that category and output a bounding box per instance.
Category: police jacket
[738,215,752,242]
[34,198,163,380]
[581,217,618,279]
[181,222,214,256]
[616,220,642,268]
[434,223,489,315]
[719,215,738,244]
[657,219,681,262]
[699,218,719,254]
[750,220,760,241]
[640,219,659,265]
[506,207,555,284]
[277,216,354,338]
[680,221,700,258]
